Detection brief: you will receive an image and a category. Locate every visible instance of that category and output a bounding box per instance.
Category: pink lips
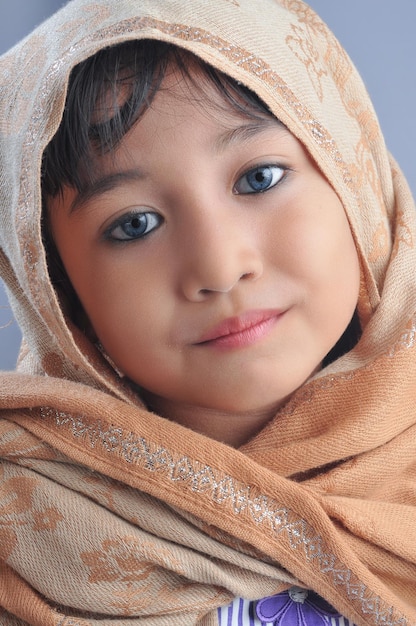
[195,309,283,349]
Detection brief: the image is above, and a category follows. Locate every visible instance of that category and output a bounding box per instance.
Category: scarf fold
[1,1,416,624]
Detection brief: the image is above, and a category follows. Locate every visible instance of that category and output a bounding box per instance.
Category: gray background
[0,1,415,369]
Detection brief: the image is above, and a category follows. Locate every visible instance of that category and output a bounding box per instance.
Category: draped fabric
[0,1,416,624]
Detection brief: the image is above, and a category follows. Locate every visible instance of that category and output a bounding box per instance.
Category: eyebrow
[69,169,145,214]
[69,117,286,214]
[214,117,286,153]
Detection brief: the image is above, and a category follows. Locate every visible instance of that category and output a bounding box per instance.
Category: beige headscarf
[1,0,416,624]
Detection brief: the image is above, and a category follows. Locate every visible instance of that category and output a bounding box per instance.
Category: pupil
[131,217,140,229]
[255,171,265,182]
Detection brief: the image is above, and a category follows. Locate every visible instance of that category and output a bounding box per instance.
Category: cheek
[272,201,357,282]
[322,201,360,292]
[309,218,358,289]
[306,203,360,338]
[79,266,159,327]
[73,254,174,364]
[269,187,360,330]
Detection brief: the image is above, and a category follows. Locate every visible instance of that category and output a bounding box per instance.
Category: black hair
[41,39,275,333]
[41,39,273,198]
[41,38,360,363]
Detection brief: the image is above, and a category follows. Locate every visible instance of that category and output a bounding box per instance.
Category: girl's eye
[234,164,286,194]
[105,211,162,242]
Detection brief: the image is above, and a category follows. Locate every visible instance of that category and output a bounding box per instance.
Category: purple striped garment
[217,587,355,626]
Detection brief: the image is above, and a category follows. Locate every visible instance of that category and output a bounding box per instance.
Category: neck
[141,392,282,447]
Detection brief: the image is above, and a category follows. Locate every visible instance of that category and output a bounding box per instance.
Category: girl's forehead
[42,42,279,200]
[128,63,270,128]
[113,58,269,123]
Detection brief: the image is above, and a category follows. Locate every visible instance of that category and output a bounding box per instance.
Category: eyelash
[103,164,287,243]
[103,211,162,243]
[234,163,287,195]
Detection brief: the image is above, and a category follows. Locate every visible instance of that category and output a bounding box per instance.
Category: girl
[0,0,415,624]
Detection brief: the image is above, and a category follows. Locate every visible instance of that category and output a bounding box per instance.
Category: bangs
[41,40,273,199]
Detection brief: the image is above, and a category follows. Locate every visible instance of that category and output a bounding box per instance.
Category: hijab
[0,0,415,623]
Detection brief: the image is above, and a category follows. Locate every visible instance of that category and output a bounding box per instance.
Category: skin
[48,66,360,447]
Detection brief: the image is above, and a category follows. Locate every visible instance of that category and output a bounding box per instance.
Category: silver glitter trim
[38,406,407,626]
[15,13,412,625]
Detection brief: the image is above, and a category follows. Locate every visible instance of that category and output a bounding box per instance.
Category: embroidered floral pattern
[81,536,191,616]
[0,470,38,560]
[0,466,65,559]
[38,404,408,626]
[391,209,414,261]
[4,8,411,624]
[81,537,164,615]
[32,507,64,532]
[82,537,159,585]
[286,24,327,101]
[280,1,326,33]
[256,586,342,626]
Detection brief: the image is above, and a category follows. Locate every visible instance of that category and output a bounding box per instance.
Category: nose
[179,210,263,302]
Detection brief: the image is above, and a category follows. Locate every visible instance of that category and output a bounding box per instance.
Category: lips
[195,309,283,349]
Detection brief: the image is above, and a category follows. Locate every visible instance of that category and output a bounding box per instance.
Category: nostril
[197,271,258,296]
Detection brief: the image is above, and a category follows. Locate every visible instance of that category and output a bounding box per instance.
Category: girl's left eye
[104,211,162,242]
[234,164,286,194]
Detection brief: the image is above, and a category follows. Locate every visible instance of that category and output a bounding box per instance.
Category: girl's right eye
[104,211,163,242]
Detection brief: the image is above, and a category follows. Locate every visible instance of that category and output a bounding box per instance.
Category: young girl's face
[48,65,360,444]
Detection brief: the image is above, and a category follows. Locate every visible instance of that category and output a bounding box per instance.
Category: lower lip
[198,315,281,350]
